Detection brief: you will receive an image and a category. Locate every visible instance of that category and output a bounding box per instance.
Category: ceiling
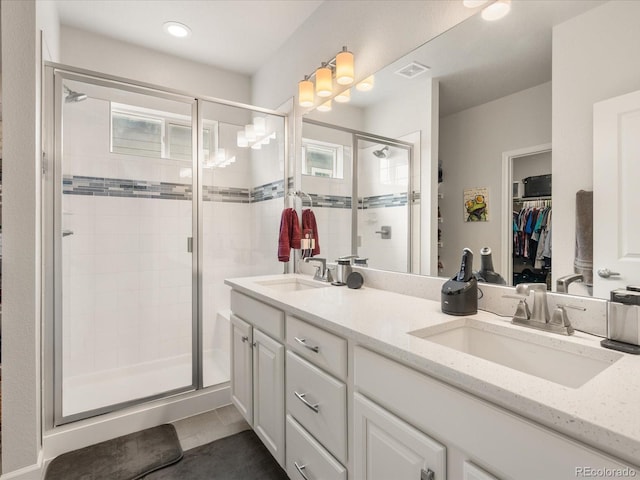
[347,0,604,117]
[54,0,324,75]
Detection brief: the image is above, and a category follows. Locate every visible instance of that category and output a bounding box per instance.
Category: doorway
[501,144,552,288]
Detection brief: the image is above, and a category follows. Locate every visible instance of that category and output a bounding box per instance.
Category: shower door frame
[301,118,415,272]
[43,63,289,427]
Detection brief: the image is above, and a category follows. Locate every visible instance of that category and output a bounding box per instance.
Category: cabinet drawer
[231,290,284,340]
[286,415,347,480]
[286,351,347,464]
[287,315,347,380]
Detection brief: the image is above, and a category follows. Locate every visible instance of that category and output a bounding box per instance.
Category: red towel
[278,208,301,262]
[302,209,320,256]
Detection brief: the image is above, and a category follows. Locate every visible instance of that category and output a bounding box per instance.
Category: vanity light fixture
[316,63,333,97]
[298,76,315,107]
[297,46,355,107]
[335,47,355,85]
[317,99,332,112]
[245,124,256,142]
[163,21,192,38]
[334,88,351,103]
[356,75,375,91]
[481,0,511,21]
[237,131,248,148]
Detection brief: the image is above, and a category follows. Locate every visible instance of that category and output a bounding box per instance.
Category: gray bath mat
[144,430,288,480]
[45,424,183,480]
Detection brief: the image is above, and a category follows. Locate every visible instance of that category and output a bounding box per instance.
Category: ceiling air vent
[394,61,430,79]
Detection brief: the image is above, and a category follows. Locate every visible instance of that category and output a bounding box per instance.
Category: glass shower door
[55,73,197,423]
[356,137,412,272]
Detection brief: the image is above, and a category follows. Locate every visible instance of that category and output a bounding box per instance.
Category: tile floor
[172,404,250,451]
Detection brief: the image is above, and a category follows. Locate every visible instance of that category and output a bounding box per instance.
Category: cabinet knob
[241,336,249,343]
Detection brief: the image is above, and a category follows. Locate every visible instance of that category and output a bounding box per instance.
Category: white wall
[439,82,551,278]
[252,1,476,110]
[61,26,251,104]
[552,0,640,292]
[2,0,60,474]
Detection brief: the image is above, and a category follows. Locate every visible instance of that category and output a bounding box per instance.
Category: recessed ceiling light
[163,21,192,39]
[481,0,511,21]
[463,0,489,7]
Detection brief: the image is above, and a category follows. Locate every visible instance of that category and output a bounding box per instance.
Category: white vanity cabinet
[285,314,348,480]
[230,291,285,467]
[354,392,446,480]
[354,346,637,480]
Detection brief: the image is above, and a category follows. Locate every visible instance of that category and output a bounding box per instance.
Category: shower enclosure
[300,119,414,272]
[44,66,286,426]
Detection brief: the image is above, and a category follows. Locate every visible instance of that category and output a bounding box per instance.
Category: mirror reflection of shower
[64,85,88,103]
[373,145,389,158]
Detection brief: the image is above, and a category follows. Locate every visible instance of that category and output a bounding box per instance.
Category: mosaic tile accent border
[63,175,193,200]
[360,192,408,209]
[63,175,285,204]
[252,179,285,203]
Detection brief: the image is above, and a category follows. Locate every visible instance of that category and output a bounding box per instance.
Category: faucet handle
[550,304,584,335]
[503,294,531,320]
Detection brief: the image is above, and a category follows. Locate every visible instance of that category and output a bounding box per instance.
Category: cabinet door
[253,328,286,467]
[230,314,253,424]
[354,393,446,480]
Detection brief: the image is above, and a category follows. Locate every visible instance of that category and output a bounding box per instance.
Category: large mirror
[299,0,640,299]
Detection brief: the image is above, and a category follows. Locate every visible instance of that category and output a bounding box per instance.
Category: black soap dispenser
[441,248,478,316]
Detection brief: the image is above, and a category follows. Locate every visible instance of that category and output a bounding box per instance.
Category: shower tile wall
[61,93,285,415]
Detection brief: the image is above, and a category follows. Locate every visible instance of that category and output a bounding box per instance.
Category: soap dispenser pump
[441,248,478,316]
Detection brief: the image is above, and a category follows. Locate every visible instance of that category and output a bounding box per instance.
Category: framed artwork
[464,187,489,222]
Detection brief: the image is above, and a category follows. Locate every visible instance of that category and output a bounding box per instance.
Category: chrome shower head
[373,146,389,158]
[64,85,88,103]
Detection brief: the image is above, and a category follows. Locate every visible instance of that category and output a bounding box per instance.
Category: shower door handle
[187,237,193,253]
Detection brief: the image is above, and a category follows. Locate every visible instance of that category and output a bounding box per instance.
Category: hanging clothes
[513,201,552,267]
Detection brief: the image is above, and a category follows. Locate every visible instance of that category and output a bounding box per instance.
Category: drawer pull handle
[241,336,249,343]
[295,337,320,353]
[421,468,435,480]
[294,391,319,413]
[294,461,310,480]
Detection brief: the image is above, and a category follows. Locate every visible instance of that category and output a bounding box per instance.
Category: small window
[112,112,162,158]
[111,104,215,163]
[302,139,344,179]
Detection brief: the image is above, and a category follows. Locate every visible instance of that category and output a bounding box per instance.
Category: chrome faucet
[304,257,332,282]
[505,283,580,335]
[556,273,583,293]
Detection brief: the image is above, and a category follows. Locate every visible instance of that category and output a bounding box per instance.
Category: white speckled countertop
[225,273,640,467]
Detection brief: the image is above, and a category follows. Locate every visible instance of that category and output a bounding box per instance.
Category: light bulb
[298,77,314,107]
[315,64,333,98]
[336,47,354,85]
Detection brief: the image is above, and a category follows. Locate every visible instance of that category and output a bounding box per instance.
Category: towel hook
[294,190,313,209]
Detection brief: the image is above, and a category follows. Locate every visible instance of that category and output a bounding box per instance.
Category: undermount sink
[409,318,622,388]
[255,277,330,292]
